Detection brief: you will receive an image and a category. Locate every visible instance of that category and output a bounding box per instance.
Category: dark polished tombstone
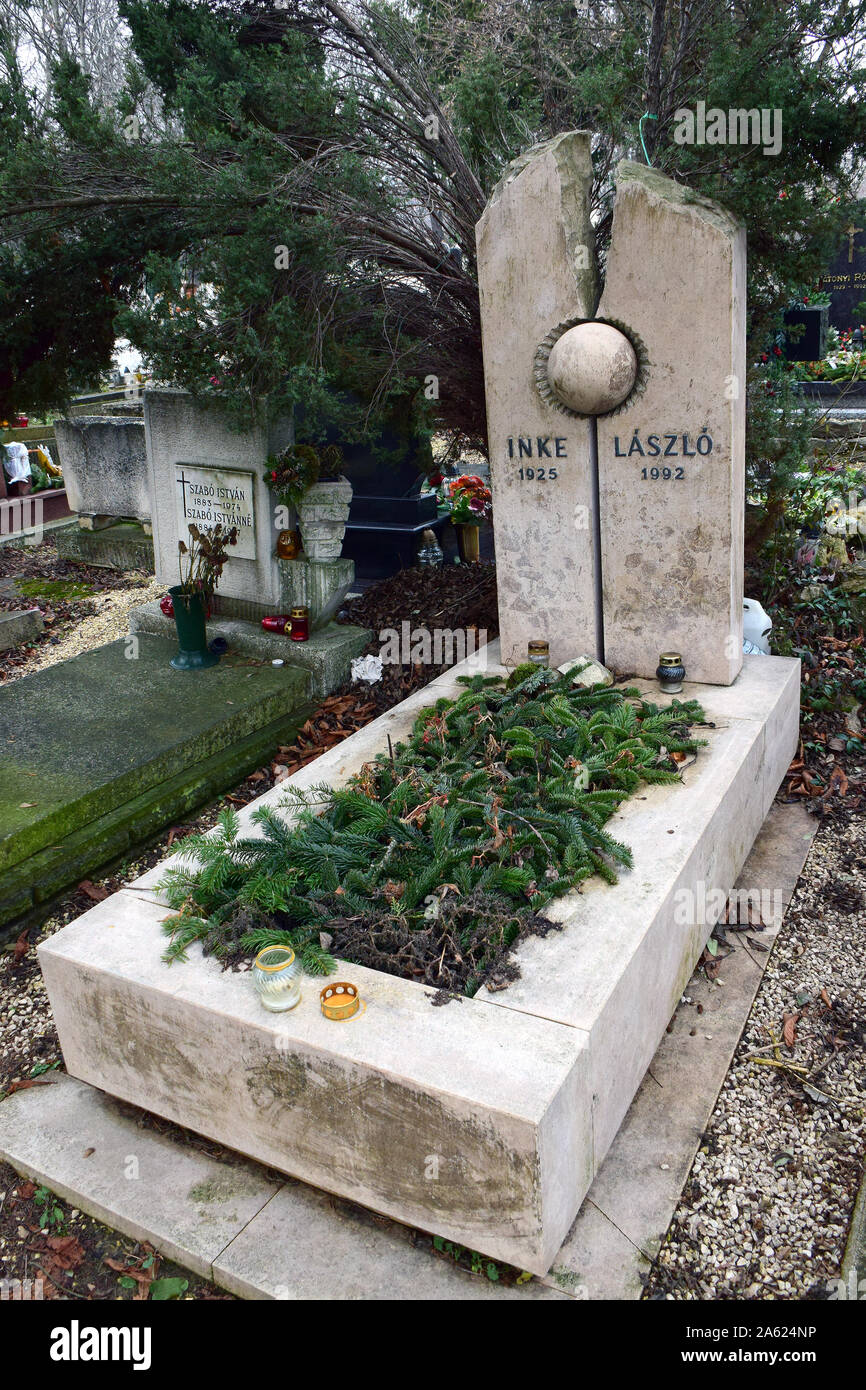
[783,304,828,361]
[819,204,866,331]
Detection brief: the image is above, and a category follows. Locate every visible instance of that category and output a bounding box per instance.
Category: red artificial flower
[428,472,444,487]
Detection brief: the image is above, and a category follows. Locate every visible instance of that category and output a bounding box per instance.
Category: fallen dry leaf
[45,1235,86,1270]
[78,879,110,902]
[6,1075,57,1095]
[10,928,29,964]
[782,1012,800,1049]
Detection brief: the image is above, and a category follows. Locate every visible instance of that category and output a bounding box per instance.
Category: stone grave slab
[0,636,310,928]
[38,642,799,1274]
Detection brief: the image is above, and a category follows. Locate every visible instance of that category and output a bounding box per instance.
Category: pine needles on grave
[159,664,707,993]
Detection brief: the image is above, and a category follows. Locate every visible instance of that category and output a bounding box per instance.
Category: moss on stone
[16,577,95,600]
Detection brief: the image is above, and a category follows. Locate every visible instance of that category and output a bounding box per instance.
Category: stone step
[129,601,370,698]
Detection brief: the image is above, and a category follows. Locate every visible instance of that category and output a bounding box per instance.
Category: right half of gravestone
[596,162,746,686]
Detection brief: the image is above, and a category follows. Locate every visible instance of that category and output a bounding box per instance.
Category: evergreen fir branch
[158,663,706,991]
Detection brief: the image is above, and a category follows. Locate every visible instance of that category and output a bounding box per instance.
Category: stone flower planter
[297,478,353,561]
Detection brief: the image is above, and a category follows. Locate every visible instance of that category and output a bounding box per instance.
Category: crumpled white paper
[351,653,384,684]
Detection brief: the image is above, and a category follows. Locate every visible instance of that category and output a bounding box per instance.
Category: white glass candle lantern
[252,945,301,1012]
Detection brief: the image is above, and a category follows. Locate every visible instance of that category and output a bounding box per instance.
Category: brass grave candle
[289,605,310,642]
[656,652,686,694]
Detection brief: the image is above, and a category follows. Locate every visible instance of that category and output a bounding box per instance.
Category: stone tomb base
[55,519,155,572]
[38,645,799,1275]
[128,600,370,699]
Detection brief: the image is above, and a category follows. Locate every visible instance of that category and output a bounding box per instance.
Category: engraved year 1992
[615,427,713,481]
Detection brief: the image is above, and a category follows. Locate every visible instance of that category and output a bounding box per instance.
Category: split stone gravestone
[477,132,745,685]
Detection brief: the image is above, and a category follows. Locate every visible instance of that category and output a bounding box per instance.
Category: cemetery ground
[0,540,863,1300]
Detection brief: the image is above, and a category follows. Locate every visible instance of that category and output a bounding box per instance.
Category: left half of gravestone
[476,131,599,670]
[145,389,291,619]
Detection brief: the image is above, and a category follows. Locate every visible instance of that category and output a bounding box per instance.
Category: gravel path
[646,811,865,1300]
[4,575,164,682]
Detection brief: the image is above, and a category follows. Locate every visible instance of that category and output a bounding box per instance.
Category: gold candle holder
[320,982,361,1021]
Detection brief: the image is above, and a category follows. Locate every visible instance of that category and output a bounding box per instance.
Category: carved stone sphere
[546,322,637,415]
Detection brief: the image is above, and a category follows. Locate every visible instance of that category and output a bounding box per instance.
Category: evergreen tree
[0,0,862,465]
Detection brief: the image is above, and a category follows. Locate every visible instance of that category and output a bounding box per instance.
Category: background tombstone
[596,162,746,685]
[819,204,866,332]
[476,131,599,670]
[54,416,149,526]
[144,388,290,619]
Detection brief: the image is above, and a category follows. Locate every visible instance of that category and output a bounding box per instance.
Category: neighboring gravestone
[476,139,745,685]
[54,416,149,524]
[144,389,290,618]
[819,205,866,332]
[144,390,358,632]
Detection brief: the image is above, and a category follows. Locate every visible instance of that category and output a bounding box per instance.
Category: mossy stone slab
[0,635,308,874]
